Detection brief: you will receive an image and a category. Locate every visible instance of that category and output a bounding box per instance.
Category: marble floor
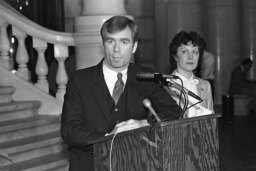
[219,115,256,171]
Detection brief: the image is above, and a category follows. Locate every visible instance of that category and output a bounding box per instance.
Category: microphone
[136,72,179,80]
[143,99,161,122]
[170,82,202,101]
[137,72,202,101]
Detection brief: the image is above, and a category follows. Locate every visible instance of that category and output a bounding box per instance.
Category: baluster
[13,27,30,81]
[0,18,11,70]
[54,44,69,102]
[33,38,49,93]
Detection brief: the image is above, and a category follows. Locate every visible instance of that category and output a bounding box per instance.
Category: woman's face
[175,42,199,75]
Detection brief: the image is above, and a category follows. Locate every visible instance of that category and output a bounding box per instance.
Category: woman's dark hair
[168,30,205,73]
[100,15,139,43]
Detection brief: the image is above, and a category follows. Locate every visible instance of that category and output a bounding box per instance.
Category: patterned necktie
[112,73,124,104]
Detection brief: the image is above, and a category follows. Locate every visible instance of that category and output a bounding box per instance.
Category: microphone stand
[154,75,202,119]
[153,73,168,87]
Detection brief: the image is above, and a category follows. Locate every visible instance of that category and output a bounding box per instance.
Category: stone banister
[0,0,74,46]
[0,0,75,114]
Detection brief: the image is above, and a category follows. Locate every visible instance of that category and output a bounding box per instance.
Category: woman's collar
[173,70,194,81]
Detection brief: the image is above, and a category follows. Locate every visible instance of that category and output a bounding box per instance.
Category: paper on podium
[186,105,213,118]
[105,119,150,136]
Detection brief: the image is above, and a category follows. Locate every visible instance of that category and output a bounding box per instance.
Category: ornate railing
[0,0,75,102]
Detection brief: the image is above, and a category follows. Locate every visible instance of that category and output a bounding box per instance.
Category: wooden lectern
[89,114,220,171]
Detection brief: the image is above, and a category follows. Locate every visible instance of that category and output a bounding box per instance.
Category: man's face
[103,27,138,72]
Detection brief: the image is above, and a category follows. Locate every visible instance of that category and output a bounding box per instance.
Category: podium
[89,114,220,171]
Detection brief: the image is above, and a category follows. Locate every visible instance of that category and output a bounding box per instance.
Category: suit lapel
[92,62,112,125]
[126,65,140,118]
[126,83,137,118]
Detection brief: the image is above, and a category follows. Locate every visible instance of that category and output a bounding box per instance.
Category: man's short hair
[241,58,253,66]
[100,15,139,43]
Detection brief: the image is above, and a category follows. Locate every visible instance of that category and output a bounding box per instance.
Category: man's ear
[132,41,138,54]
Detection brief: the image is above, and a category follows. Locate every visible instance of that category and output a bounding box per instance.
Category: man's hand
[106,119,149,136]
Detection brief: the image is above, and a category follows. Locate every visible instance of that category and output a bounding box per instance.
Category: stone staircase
[0,86,69,171]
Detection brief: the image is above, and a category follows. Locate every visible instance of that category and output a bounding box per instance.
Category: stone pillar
[126,0,155,69]
[208,0,241,104]
[155,0,204,73]
[74,0,132,69]
[63,0,81,32]
[242,0,256,80]
[81,0,126,15]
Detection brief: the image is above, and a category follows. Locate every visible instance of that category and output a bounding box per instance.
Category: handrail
[0,0,75,46]
[0,0,75,111]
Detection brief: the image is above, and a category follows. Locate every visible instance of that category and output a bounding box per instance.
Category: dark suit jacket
[61,61,181,171]
[229,65,247,94]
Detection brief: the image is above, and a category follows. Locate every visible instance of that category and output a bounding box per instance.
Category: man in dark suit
[60,15,181,171]
[229,58,253,95]
[229,58,256,113]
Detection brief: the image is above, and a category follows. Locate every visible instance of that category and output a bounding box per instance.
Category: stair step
[0,117,37,128]
[0,122,60,143]
[2,131,64,164]
[0,101,41,113]
[9,139,67,164]
[0,124,65,166]
[0,86,15,103]
[0,151,69,171]
[44,164,69,171]
[0,116,59,133]
[0,84,67,170]
[0,131,62,151]
[0,101,41,122]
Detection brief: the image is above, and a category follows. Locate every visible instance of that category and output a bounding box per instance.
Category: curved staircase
[0,86,69,171]
[0,2,76,169]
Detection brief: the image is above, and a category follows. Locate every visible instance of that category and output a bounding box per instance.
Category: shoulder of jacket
[195,77,210,86]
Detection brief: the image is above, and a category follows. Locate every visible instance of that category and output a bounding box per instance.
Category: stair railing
[0,0,75,102]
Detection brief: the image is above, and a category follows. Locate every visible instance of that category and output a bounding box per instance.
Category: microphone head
[143,99,151,108]
[136,72,155,79]
[137,72,179,80]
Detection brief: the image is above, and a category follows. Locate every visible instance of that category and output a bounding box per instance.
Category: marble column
[74,0,132,69]
[125,0,155,69]
[242,0,256,80]
[155,0,204,73]
[208,0,241,104]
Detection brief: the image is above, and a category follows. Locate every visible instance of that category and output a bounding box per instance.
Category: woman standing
[167,30,214,118]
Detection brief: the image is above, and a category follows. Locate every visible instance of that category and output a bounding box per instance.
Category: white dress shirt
[171,70,212,117]
[103,63,127,96]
